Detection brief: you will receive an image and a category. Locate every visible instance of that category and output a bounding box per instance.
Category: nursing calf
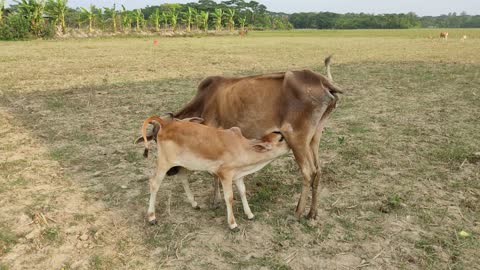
[140,115,289,230]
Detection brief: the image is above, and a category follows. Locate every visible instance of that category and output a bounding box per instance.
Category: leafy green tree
[213,8,223,31]
[15,0,46,36]
[161,11,168,30]
[0,0,5,23]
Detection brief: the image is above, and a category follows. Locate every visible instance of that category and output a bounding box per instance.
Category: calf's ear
[252,142,272,153]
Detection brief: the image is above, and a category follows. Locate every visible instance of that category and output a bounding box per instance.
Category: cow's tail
[325,55,333,81]
[141,116,165,158]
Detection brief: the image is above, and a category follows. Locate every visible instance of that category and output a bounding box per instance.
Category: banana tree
[200,11,209,32]
[120,5,131,31]
[238,16,246,31]
[182,6,193,32]
[150,8,160,32]
[226,8,235,31]
[213,8,223,31]
[103,4,117,32]
[134,9,143,31]
[161,11,168,30]
[169,11,178,31]
[80,4,94,33]
[45,0,67,34]
[15,0,46,36]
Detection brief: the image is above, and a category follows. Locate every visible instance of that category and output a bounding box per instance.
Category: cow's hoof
[230,226,240,232]
[306,210,318,220]
[148,219,157,225]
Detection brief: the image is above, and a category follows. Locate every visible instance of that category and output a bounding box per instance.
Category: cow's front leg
[234,177,254,220]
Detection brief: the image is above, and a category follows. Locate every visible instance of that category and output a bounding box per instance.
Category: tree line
[289,11,480,29]
[0,0,292,40]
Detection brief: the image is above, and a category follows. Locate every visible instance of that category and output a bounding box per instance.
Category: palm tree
[103,4,117,32]
[45,0,67,34]
[213,8,223,32]
[200,11,209,32]
[225,8,235,31]
[15,0,46,36]
[150,8,160,32]
[182,6,193,32]
[169,11,178,31]
[80,5,94,33]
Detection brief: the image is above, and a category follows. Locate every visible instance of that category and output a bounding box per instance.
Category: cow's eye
[279,136,285,142]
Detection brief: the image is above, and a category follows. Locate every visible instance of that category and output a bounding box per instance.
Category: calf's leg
[234,177,254,220]
[176,168,200,209]
[219,175,238,230]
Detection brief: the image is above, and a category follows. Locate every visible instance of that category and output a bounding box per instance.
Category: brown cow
[140,116,289,230]
[170,56,342,220]
[440,32,448,40]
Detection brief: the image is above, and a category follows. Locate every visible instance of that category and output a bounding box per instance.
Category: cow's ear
[252,142,272,153]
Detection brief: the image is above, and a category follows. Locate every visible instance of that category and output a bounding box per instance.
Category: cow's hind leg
[306,121,327,220]
[147,168,167,225]
[284,133,316,220]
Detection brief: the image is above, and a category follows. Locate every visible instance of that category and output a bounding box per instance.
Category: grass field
[1,29,479,269]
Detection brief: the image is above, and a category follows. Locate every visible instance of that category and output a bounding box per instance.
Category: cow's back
[175,73,287,139]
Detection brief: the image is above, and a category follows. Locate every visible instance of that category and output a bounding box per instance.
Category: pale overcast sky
[5,0,480,16]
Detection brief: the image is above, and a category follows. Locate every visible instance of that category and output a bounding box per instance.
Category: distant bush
[0,14,30,40]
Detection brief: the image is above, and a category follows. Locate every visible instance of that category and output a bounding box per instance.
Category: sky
[4,0,480,16]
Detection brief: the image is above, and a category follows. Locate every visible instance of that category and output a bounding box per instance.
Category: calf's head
[251,131,288,155]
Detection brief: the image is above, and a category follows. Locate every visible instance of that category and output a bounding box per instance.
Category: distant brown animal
[239,28,248,37]
[168,56,342,220]
[440,32,449,40]
[140,116,289,230]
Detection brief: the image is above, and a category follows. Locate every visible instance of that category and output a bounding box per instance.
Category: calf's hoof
[247,214,255,221]
[230,226,240,233]
[194,205,201,210]
[148,219,157,225]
